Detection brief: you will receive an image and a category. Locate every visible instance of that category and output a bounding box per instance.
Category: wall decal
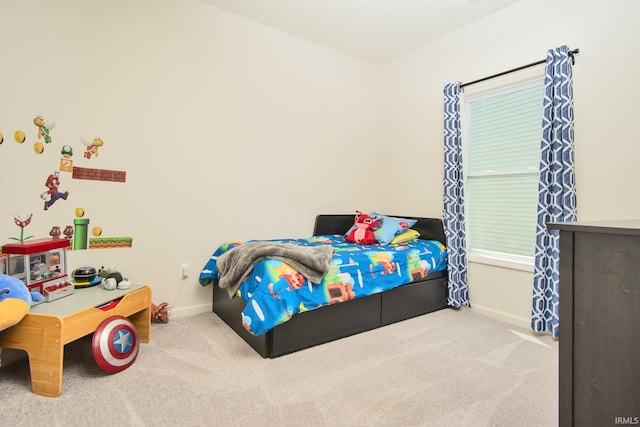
[72,166,126,183]
[47,225,73,240]
[73,215,90,250]
[61,145,73,157]
[60,157,73,172]
[4,115,133,251]
[72,207,132,250]
[49,225,61,238]
[60,145,74,172]
[41,170,69,211]
[89,236,133,249]
[33,115,55,144]
[63,225,74,240]
[80,136,104,159]
[10,214,34,243]
[34,141,44,154]
[14,130,25,143]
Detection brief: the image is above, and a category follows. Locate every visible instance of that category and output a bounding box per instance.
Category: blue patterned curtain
[443,82,470,308]
[531,46,577,338]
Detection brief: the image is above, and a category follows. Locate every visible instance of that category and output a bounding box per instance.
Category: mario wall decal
[41,170,69,211]
[3,114,132,251]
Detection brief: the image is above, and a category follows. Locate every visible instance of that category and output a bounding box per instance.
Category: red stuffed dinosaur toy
[345,211,382,245]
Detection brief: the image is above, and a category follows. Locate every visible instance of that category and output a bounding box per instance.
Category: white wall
[0,0,381,315]
[4,0,639,327]
[380,0,640,327]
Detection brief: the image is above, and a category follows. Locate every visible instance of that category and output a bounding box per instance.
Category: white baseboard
[166,303,211,319]
[469,304,531,331]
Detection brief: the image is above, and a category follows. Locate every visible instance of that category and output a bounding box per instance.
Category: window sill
[468,252,534,273]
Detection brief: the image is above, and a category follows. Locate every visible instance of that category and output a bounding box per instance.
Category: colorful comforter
[199,235,447,336]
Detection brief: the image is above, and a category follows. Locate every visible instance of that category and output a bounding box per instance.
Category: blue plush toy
[0,274,43,331]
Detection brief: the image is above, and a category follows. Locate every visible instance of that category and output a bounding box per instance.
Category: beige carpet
[0,308,558,427]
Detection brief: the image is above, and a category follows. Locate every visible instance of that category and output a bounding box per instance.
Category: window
[463,77,544,267]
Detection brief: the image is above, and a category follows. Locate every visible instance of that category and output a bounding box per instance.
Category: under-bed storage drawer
[381,276,448,325]
[270,292,381,357]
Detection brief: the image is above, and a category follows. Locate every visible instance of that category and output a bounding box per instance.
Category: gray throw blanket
[216,242,335,298]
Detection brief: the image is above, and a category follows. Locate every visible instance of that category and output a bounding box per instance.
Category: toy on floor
[0,274,44,331]
[92,315,139,373]
[151,302,169,323]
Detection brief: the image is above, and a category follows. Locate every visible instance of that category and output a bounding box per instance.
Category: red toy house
[1,238,74,302]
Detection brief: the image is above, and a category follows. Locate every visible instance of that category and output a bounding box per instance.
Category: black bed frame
[212,214,449,358]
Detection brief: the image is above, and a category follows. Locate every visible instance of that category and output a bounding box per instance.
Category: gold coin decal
[14,130,25,143]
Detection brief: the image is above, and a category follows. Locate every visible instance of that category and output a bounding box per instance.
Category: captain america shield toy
[92,315,140,373]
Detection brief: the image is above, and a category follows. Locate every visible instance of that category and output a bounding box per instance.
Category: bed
[199,214,450,358]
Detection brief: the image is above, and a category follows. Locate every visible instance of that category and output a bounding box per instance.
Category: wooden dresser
[549,220,640,427]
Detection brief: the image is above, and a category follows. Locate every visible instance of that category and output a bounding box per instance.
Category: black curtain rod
[460,48,579,89]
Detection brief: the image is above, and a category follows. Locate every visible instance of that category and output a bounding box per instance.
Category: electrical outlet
[181,263,190,278]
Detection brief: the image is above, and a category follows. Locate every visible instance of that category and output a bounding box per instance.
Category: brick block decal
[72,167,126,183]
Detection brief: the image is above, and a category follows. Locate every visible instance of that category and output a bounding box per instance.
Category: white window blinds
[464,80,544,260]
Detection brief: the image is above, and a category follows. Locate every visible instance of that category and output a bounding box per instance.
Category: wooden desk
[0,284,151,397]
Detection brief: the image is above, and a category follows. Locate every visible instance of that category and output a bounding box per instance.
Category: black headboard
[313,214,446,246]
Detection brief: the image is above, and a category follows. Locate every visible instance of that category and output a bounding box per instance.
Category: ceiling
[198,0,521,63]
